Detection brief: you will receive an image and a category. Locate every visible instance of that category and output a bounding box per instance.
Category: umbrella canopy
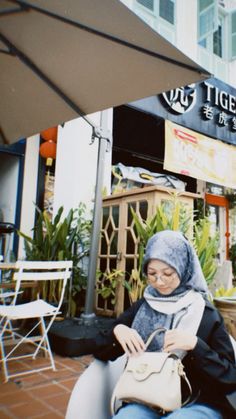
[0,0,210,144]
[0,0,211,322]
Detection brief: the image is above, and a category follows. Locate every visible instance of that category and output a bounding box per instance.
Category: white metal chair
[65,337,236,419]
[0,260,72,382]
[0,290,23,339]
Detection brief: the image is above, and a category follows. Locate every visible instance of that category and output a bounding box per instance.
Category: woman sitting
[93,230,236,419]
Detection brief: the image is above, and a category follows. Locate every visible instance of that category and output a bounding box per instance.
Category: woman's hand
[113,324,146,356]
[163,329,197,352]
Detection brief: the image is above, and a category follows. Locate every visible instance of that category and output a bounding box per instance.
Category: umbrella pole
[81,110,111,324]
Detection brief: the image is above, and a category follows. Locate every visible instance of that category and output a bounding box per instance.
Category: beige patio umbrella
[0,0,211,322]
[0,0,210,144]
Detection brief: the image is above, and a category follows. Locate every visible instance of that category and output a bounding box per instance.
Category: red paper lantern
[40,126,58,142]
[39,140,57,159]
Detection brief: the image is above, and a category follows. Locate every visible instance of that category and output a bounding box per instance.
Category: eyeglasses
[147,269,178,285]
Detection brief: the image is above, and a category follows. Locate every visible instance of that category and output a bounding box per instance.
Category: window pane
[232,11,236,33]
[102,207,109,228]
[199,7,215,38]
[231,12,236,59]
[213,24,222,57]
[199,38,207,48]
[159,0,175,24]
[127,202,136,226]
[139,201,148,220]
[198,0,217,40]
[112,205,119,228]
[137,0,154,11]
[126,230,135,254]
[199,0,214,13]
[110,232,118,255]
[232,34,236,58]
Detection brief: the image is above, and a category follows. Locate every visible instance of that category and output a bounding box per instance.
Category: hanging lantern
[39,140,57,159]
[40,126,58,142]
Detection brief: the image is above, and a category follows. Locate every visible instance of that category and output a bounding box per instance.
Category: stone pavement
[0,353,93,418]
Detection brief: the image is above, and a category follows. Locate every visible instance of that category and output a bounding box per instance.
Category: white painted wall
[0,155,19,225]
[0,153,19,261]
[18,135,40,258]
[53,109,113,219]
[176,0,198,61]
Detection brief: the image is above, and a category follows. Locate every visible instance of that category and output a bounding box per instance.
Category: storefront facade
[112,78,236,264]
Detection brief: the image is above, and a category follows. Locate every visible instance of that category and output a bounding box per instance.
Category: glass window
[198,1,226,59]
[206,182,224,195]
[137,0,154,11]
[198,0,217,40]
[159,0,175,24]
[213,18,222,57]
[231,11,236,59]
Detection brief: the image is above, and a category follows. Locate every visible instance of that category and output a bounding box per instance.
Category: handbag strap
[176,360,192,406]
[145,327,167,349]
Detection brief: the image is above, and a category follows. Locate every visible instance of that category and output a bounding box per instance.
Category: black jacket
[93,299,236,418]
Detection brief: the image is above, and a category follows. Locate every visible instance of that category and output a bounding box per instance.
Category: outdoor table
[0,262,38,290]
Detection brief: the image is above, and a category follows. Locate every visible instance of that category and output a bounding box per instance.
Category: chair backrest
[12,260,73,309]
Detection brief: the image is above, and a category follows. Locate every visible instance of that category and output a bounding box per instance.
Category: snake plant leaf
[156,205,169,230]
[130,207,149,242]
[17,230,33,243]
[66,208,74,227]
[172,200,180,231]
[215,286,236,297]
[53,206,64,227]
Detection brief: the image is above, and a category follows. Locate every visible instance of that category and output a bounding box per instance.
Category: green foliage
[18,203,92,315]
[129,196,219,301]
[96,269,125,305]
[124,268,147,305]
[193,218,218,285]
[214,285,236,298]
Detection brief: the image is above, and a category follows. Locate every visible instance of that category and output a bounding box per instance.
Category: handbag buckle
[177,360,185,376]
[135,363,148,374]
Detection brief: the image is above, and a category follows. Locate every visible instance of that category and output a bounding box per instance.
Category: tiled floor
[0,352,93,418]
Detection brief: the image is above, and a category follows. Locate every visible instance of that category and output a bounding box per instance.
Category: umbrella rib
[0,49,14,55]
[11,0,208,75]
[0,6,26,17]
[0,30,97,131]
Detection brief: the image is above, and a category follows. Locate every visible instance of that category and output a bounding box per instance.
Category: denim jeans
[113,403,223,419]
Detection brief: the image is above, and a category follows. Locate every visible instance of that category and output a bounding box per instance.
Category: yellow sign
[164,120,236,188]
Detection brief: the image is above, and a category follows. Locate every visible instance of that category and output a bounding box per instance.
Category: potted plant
[18,203,92,316]
[213,286,236,339]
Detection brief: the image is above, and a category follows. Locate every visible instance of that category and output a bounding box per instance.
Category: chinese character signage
[129,78,236,146]
[164,120,236,188]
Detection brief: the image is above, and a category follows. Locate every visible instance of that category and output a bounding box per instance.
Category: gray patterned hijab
[132,230,208,355]
[143,230,208,296]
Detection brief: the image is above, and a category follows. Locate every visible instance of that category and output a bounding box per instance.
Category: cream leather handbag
[111,328,192,416]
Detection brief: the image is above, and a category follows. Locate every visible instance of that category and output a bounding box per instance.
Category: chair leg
[33,316,56,371]
[0,317,57,381]
[0,319,12,382]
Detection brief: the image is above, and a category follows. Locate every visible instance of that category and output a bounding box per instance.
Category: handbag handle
[145,327,193,406]
[145,327,167,349]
